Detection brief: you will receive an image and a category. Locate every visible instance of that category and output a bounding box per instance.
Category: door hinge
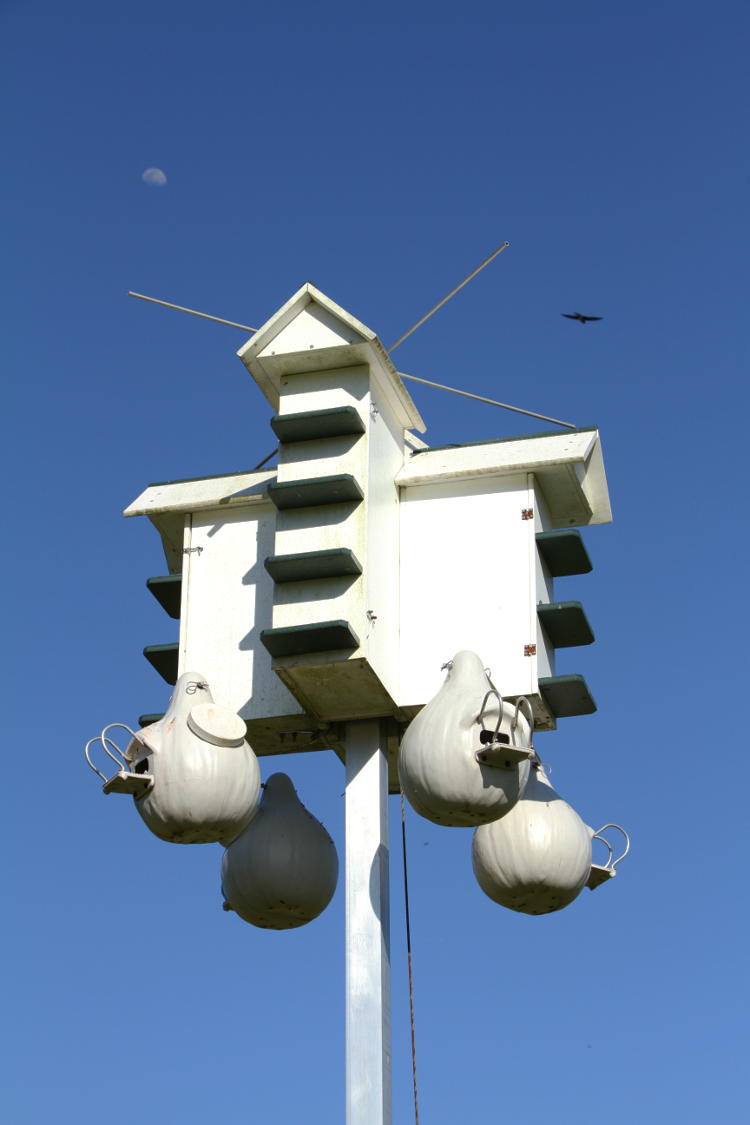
[524,644,537,656]
[183,546,203,556]
[521,508,534,520]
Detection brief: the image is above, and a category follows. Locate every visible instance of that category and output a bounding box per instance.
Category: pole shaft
[345,720,392,1125]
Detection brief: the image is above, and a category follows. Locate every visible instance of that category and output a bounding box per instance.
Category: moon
[142,168,167,187]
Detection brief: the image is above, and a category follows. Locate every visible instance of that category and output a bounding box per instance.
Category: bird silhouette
[562,312,603,323]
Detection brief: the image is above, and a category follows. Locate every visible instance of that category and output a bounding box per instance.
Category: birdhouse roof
[237,282,426,433]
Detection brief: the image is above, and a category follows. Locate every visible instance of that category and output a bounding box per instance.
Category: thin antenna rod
[398,371,576,429]
[126,283,574,427]
[128,291,257,333]
[251,447,279,471]
[387,242,510,353]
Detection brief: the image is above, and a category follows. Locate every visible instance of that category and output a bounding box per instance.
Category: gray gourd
[398,650,532,827]
[129,672,261,845]
[221,773,339,929]
[472,761,592,914]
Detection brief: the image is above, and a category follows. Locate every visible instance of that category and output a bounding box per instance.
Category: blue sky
[3,2,748,1122]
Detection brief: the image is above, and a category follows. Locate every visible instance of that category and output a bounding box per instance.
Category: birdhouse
[125,283,612,780]
[85,672,261,844]
[398,650,533,826]
[221,772,339,929]
[471,761,593,914]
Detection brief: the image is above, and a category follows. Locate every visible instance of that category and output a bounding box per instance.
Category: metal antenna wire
[128,291,257,333]
[397,371,576,429]
[127,261,576,429]
[387,242,510,352]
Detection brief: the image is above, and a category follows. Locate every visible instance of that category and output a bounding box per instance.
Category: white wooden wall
[398,472,538,709]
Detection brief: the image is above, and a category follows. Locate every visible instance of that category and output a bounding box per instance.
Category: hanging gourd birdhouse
[471,761,593,914]
[398,650,534,827]
[84,672,261,845]
[221,772,339,929]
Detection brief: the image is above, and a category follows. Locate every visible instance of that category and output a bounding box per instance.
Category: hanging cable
[400,792,420,1125]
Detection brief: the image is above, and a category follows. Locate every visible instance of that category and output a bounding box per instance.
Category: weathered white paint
[125,469,276,518]
[125,288,611,735]
[179,504,308,753]
[125,470,276,574]
[395,427,611,526]
[271,367,370,643]
[362,384,405,708]
[238,282,425,433]
[532,477,556,681]
[249,295,421,721]
[398,473,537,710]
[345,720,391,1125]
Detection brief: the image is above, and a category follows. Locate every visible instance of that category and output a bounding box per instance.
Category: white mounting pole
[345,720,392,1125]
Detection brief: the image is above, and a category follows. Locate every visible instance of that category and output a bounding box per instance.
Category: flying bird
[562,312,603,323]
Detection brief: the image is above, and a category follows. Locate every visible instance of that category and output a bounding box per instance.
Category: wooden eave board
[238,282,376,376]
[125,469,277,573]
[396,428,612,526]
[124,468,277,519]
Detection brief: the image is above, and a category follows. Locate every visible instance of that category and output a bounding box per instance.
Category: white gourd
[472,762,592,914]
[130,672,261,845]
[398,650,532,827]
[221,773,339,930]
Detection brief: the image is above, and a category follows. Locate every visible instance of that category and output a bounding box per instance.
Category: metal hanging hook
[591,832,614,869]
[100,723,141,763]
[84,724,138,781]
[510,696,535,750]
[84,737,116,782]
[476,689,505,743]
[592,824,630,870]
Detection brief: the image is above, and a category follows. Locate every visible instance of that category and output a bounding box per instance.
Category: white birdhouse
[85,672,261,845]
[398,650,533,826]
[221,772,339,929]
[471,761,593,915]
[89,277,625,1125]
[124,282,612,782]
